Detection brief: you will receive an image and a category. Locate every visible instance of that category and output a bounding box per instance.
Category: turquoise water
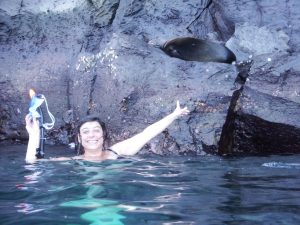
[1,145,300,225]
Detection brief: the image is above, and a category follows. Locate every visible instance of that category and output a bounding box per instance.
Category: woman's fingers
[175,100,190,116]
[25,115,34,127]
[25,114,40,129]
[181,106,190,115]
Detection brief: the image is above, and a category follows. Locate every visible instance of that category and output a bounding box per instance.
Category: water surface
[1,144,300,225]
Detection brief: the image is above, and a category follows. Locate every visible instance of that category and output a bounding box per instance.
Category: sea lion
[160,37,236,64]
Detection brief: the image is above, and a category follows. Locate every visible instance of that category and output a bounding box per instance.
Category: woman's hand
[173,100,190,117]
[25,114,40,136]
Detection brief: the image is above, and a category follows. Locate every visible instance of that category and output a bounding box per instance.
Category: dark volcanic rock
[1,0,300,156]
[217,0,300,155]
[219,87,300,155]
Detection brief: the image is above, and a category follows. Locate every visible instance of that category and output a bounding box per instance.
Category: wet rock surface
[0,0,299,155]
[219,86,300,155]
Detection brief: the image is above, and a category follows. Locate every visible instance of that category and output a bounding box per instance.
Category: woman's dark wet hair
[75,115,108,155]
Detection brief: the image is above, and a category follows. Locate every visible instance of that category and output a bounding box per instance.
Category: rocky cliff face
[0,0,299,156]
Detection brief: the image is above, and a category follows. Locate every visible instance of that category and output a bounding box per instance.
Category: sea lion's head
[161,41,183,59]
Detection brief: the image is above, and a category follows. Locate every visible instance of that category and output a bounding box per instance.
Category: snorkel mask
[29,89,55,158]
[29,89,45,118]
[29,89,55,130]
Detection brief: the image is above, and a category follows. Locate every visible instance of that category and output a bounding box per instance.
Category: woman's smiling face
[79,121,104,152]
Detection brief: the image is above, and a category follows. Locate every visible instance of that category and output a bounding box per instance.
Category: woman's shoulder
[104,149,119,160]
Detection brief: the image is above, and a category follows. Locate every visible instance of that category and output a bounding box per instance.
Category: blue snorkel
[29,89,55,159]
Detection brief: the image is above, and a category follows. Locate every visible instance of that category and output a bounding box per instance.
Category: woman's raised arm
[110,101,189,156]
[25,115,40,163]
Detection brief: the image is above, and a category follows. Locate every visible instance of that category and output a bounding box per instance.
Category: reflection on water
[262,162,300,169]
[15,202,44,214]
[14,164,45,214]
[61,163,127,225]
[0,145,300,225]
[16,164,42,190]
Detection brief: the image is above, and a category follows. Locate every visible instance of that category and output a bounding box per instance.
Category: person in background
[25,101,189,163]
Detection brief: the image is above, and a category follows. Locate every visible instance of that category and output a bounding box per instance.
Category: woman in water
[25,101,189,163]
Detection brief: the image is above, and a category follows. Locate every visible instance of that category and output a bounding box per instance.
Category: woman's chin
[83,145,102,152]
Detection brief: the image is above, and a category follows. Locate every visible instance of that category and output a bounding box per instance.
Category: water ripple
[262,162,300,169]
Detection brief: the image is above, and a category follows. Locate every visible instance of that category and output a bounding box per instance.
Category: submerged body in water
[1,144,300,225]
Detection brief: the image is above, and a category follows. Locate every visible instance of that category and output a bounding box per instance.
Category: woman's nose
[87,131,95,137]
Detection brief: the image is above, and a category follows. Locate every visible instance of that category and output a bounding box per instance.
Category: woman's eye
[82,130,89,135]
[81,128,101,135]
[94,129,101,133]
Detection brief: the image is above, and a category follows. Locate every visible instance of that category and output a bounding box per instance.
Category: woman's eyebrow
[81,126,101,131]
